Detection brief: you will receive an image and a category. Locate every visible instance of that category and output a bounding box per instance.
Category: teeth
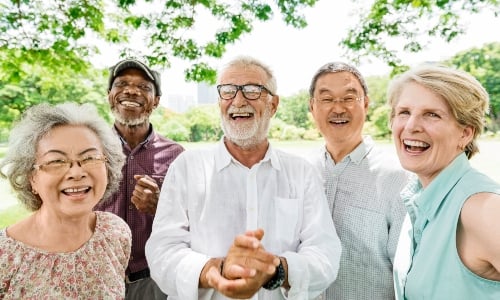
[232,113,251,117]
[121,101,140,107]
[63,187,89,193]
[403,140,429,147]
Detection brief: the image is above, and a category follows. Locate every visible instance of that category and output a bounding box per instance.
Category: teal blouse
[394,153,500,299]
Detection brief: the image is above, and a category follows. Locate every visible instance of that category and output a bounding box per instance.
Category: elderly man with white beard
[145,55,342,300]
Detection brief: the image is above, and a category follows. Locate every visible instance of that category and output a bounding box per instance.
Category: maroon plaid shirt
[95,126,184,274]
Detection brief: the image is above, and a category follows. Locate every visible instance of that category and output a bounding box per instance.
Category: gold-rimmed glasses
[33,154,108,174]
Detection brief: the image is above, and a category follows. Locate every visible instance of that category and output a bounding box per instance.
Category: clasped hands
[201,228,281,299]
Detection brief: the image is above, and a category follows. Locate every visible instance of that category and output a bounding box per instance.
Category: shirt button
[129,205,134,210]
[130,179,134,185]
[130,156,134,160]
[130,256,134,261]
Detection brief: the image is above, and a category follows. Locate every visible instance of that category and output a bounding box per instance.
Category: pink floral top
[0,211,131,299]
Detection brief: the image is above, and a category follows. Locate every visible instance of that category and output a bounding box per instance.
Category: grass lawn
[1,138,499,228]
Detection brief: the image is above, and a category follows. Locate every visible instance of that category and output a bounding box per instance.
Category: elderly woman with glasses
[0,102,131,299]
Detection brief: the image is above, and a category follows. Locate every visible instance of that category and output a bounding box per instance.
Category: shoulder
[151,131,185,150]
[95,211,131,239]
[367,144,407,174]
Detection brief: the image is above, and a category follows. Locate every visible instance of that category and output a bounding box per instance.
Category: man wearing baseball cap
[95,58,184,299]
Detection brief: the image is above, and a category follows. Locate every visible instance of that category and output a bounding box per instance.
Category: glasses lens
[41,160,71,173]
[218,85,237,100]
[242,85,262,100]
[80,155,106,169]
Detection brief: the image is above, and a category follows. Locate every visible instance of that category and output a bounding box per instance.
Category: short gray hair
[309,62,368,97]
[217,55,278,95]
[0,102,125,211]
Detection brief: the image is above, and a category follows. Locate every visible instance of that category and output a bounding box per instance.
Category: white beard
[111,107,149,127]
[221,103,272,149]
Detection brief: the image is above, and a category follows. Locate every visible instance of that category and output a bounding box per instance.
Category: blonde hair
[387,64,489,159]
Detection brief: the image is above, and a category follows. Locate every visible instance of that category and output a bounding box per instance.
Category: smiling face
[309,71,369,155]
[30,125,108,217]
[391,82,473,187]
[108,68,159,126]
[218,65,279,148]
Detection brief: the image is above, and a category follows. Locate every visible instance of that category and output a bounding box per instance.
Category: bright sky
[96,0,500,99]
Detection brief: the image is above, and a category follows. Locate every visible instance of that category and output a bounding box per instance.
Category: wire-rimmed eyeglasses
[313,95,364,108]
[217,84,274,100]
[33,154,108,174]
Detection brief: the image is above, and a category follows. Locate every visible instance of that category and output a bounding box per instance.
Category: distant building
[197,82,218,105]
[163,93,196,113]
[161,82,217,113]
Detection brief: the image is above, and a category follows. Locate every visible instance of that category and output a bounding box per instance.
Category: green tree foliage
[342,0,500,75]
[184,104,222,142]
[1,0,318,84]
[275,89,312,129]
[0,47,110,134]
[447,42,500,131]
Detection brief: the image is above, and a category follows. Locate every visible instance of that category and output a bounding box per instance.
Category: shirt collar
[214,137,280,172]
[322,135,374,165]
[411,152,471,222]
[113,124,155,148]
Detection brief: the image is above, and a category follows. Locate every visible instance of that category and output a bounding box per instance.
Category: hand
[205,229,280,298]
[131,174,160,214]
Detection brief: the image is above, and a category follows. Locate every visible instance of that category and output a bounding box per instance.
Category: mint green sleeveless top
[394,153,500,299]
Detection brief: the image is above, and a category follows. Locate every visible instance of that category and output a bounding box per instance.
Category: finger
[233,234,260,249]
[223,262,256,279]
[245,228,265,240]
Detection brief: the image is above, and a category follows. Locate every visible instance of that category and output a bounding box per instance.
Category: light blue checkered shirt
[309,136,409,300]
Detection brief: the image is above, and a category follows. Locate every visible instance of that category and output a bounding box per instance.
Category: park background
[1,0,500,226]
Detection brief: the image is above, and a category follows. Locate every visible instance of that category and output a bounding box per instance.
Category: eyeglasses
[33,155,108,174]
[313,95,364,108]
[217,84,274,100]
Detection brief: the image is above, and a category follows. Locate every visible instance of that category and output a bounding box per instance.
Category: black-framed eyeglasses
[217,84,274,100]
[33,154,108,174]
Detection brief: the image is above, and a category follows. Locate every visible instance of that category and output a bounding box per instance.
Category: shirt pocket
[272,197,300,249]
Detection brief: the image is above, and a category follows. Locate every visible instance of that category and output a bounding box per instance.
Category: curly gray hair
[0,102,125,211]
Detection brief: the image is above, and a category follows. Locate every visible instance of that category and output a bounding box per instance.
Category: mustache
[227,106,255,114]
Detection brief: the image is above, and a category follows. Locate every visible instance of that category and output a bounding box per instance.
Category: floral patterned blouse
[0,211,131,299]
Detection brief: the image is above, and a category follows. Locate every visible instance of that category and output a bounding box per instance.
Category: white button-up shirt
[146,140,341,300]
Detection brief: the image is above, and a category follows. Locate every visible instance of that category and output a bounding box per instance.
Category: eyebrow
[318,87,359,94]
[40,147,101,157]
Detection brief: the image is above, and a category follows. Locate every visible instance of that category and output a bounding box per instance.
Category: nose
[404,114,423,132]
[329,101,347,113]
[231,90,248,107]
[124,85,140,95]
[66,160,87,180]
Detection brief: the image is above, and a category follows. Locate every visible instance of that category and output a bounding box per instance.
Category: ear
[270,95,280,115]
[153,96,160,109]
[460,125,475,147]
[107,91,113,106]
[363,95,370,110]
[309,98,314,112]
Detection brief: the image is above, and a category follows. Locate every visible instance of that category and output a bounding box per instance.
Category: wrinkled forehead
[315,71,364,95]
[218,65,268,85]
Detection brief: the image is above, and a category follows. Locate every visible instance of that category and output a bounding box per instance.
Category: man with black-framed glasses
[146,55,341,300]
[307,62,410,300]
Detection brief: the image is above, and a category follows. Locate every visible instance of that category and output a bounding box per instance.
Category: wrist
[262,257,285,290]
